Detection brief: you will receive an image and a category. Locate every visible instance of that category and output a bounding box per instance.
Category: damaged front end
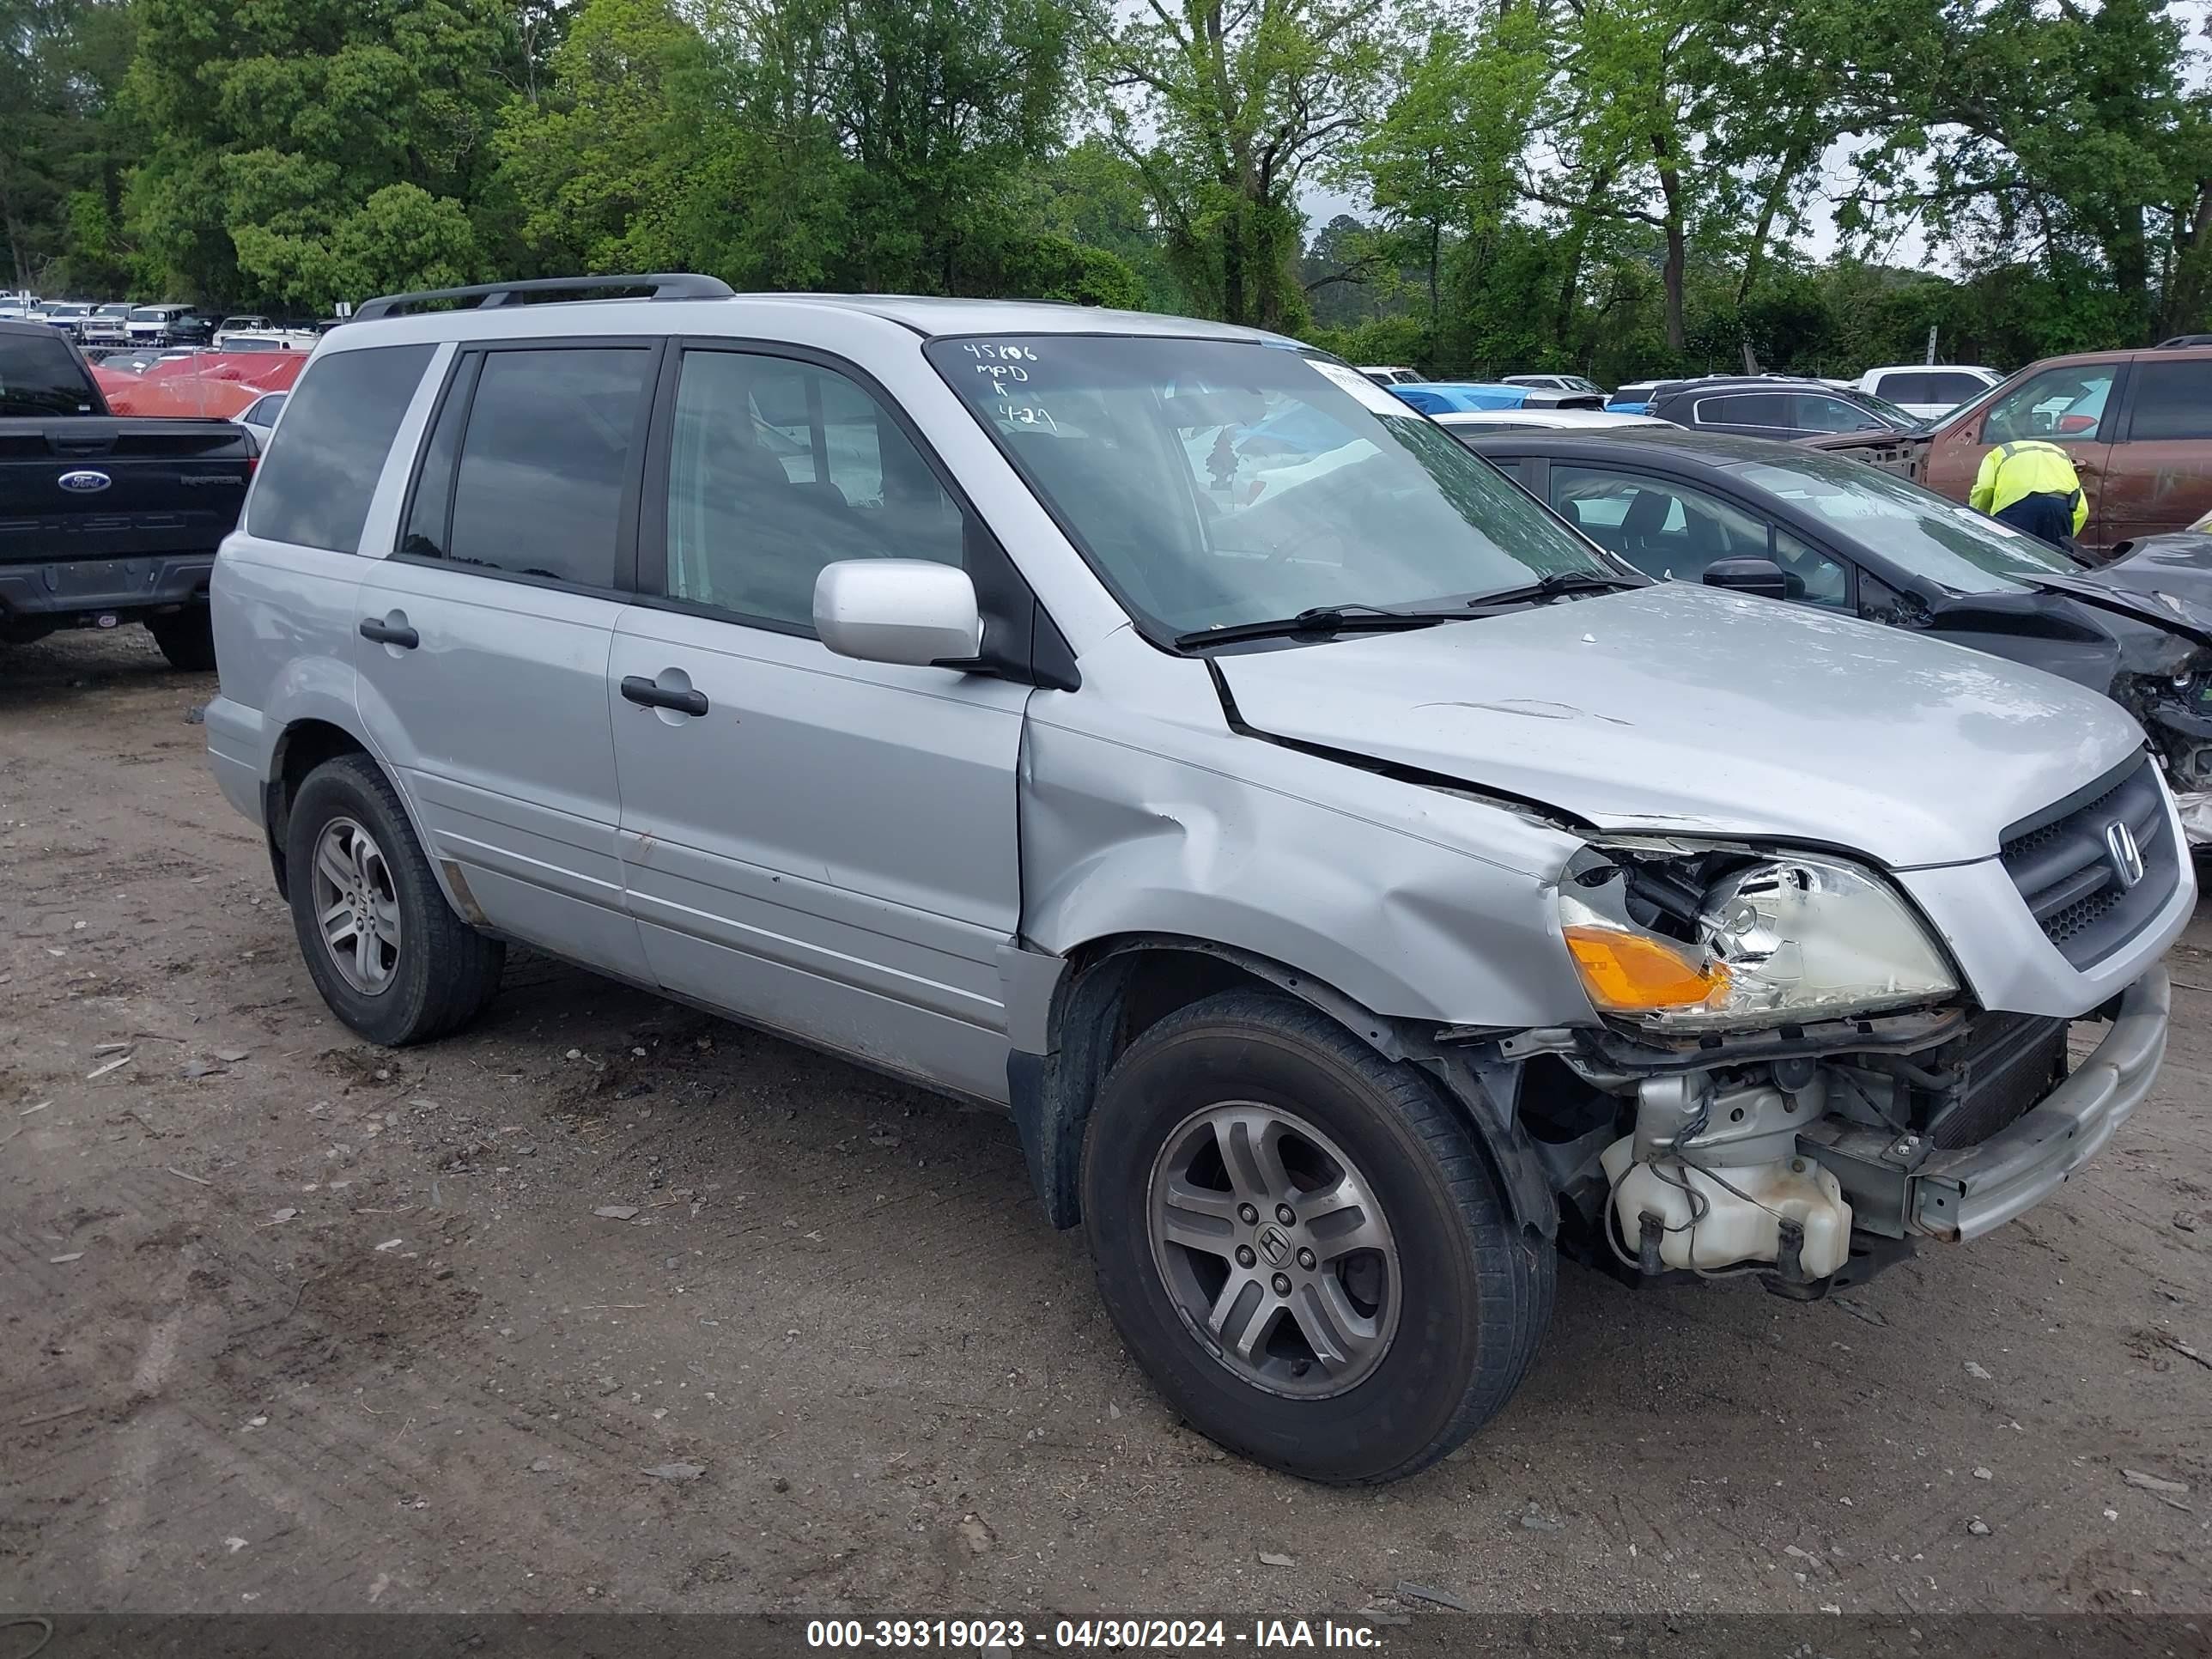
[2111,665,2212,842]
[1481,836,2171,1298]
[1905,573,2212,846]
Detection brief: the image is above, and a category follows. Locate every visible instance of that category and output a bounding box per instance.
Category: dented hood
[1214,581,2144,869]
[2060,534,2212,647]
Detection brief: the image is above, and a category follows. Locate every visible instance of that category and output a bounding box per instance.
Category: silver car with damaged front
[205,279,2191,1485]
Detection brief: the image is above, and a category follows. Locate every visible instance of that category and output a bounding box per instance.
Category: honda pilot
[205,276,2191,1484]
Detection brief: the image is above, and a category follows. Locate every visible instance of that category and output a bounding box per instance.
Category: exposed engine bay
[1499,836,2170,1297]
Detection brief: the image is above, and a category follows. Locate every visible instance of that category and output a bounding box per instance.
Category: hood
[1798,428,1929,478]
[2056,535,2212,648]
[1214,582,2143,869]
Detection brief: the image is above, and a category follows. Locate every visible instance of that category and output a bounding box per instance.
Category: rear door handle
[621,675,708,717]
[359,617,419,648]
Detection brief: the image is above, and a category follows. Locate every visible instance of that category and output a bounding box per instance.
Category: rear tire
[283,754,504,1046]
[1080,989,1553,1484]
[147,608,216,672]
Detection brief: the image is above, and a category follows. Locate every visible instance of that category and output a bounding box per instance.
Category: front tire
[1081,990,1553,1484]
[147,607,216,672]
[283,754,504,1046]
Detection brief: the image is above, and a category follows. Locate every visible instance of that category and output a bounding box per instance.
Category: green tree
[125,0,519,308]
[1832,0,2212,342]
[495,0,716,273]
[1,0,136,292]
[1358,12,1549,341]
[1094,0,1385,328]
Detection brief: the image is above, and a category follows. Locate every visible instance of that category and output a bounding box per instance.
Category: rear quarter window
[0,331,96,416]
[2127,360,2212,441]
[248,344,434,554]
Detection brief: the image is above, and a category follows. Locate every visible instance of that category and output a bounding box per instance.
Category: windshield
[1729,453,2078,592]
[926,336,1613,639]
[1848,389,1923,429]
[129,307,171,322]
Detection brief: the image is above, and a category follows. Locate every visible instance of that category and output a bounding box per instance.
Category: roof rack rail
[350,273,735,323]
[2155,333,2212,349]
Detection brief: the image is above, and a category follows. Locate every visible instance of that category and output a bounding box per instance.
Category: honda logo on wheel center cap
[1255,1224,1294,1267]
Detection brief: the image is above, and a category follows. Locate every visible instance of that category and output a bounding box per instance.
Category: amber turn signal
[1562,925,1728,1013]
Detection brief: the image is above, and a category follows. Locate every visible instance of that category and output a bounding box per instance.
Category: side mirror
[813,559,982,668]
[1702,557,1790,600]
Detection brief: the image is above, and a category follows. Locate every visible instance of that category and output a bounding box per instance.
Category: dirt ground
[3,627,2210,1623]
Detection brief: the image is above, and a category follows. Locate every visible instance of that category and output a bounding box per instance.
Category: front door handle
[360,617,419,649]
[621,675,708,717]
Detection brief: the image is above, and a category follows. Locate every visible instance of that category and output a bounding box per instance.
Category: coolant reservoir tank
[1601,1138,1853,1278]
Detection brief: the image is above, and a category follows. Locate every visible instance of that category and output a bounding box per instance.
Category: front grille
[1999,756,2178,969]
[1923,1011,2069,1150]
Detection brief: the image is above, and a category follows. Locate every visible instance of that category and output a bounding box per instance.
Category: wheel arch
[1011,932,1554,1240]
[261,714,473,924]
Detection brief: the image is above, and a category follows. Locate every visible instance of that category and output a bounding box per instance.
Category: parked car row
[1810,339,2212,557]
[1358,364,2001,423]
[0,295,326,351]
[1380,347,2212,555]
[1447,417,2212,838]
[192,274,2191,1489]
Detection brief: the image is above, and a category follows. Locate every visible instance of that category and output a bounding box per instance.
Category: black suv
[1644,375,1920,441]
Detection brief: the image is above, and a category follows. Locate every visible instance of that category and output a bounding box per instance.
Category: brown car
[1806,340,2212,557]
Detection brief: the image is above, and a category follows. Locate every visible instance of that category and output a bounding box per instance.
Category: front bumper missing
[1907,968,2168,1242]
[2175,789,2212,848]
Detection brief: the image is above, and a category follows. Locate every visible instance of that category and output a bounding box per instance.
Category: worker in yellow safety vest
[1968,439,2087,549]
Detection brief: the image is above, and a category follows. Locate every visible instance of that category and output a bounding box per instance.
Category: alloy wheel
[309,817,401,995]
[1146,1102,1401,1399]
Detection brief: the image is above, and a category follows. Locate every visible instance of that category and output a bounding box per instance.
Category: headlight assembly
[1558,844,1957,1030]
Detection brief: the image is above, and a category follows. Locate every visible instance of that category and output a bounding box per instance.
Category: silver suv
[206,275,2191,1484]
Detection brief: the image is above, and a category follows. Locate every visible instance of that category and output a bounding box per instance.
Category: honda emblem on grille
[2105,819,2144,890]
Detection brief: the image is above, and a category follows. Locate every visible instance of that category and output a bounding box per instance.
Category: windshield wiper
[1175,604,1473,648]
[1463,571,1643,609]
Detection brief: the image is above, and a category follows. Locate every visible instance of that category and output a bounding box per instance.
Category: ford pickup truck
[0,319,256,668]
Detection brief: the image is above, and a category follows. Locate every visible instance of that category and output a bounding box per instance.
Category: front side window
[1730,452,2077,592]
[1552,465,1847,605]
[432,347,654,588]
[662,351,964,627]
[248,344,433,553]
[926,337,1611,639]
[1984,365,2115,443]
[2124,361,2212,441]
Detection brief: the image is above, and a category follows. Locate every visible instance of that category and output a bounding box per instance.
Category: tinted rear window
[440,347,654,589]
[1879,370,1988,406]
[2129,360,2212,441]
[0,331,96,415]
[248,345,434,553]
[1695,392,1794,428]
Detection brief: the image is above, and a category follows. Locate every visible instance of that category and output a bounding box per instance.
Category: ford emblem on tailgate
[58,469,112,494]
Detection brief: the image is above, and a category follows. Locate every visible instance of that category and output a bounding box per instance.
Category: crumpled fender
[1017,708,1594,1035]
